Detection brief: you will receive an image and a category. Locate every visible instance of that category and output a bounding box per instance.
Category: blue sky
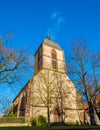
[0,0,100,113]
[0,0,100,53]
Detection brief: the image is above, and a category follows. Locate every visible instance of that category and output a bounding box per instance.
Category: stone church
[9,37,84,123]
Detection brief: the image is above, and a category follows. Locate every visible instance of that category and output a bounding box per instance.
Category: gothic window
[51,49,57,70]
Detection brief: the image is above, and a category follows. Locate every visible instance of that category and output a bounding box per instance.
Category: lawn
[0,126,100,130]
[0,127,43,130]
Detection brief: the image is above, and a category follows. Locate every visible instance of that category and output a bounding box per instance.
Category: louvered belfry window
[38,48,42,71]
[51,49,57,70]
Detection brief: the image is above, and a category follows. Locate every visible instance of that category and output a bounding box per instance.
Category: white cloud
[47,11,65,40]
[51,11,60,19]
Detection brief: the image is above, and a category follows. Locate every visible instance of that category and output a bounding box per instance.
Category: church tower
[34,37,66,75]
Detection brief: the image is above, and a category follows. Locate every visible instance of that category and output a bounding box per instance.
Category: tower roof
[43,36,61,49]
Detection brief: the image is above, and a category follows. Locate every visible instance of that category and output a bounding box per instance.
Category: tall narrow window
[51,49,57,70]
[52,60,57,69]
[38,48,42,71]
[35,47,42,74]
[52,49,57,59]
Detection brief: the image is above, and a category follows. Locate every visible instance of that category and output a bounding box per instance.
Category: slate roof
[43,36,61,49]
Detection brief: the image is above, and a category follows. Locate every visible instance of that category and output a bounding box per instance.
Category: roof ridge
[43,37,61,49]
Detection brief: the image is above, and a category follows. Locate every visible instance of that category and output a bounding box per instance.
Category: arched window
[51,49,57,70]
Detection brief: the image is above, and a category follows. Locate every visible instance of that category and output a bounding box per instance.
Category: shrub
[6,112,17,117]
[19,116,25,123]
[30,115,47,126]
[30,117,37,126]
[37,115,47,126]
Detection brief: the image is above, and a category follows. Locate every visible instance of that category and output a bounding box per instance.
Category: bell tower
[34,37,66,75]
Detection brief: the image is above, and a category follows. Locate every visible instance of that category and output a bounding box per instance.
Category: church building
[9,37,84,124]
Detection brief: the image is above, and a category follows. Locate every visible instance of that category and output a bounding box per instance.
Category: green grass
[0,125,100,130]
[49,125,100,129]
[0,126,47,130]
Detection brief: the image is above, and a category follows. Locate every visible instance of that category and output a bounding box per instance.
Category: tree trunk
[47,107,50,127]
[83,79,97,125]
[85,92,97,125]
[88,101,97,125]
[60,98,64,125]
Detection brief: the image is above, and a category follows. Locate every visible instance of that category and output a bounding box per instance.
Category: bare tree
[67,42,100,125]
[0,34,33,114]
[0,96,11,114]
[33,70,57,127]
[31,69,82,126]
[0,37,32,85]
[30,70,74,127]
[55,74,67,124]
[55,74,84,125]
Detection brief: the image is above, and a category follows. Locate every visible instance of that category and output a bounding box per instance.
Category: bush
[37,115,47,126]
[30,115,47,126]
[19,116,25,123]
[30,117,37,126]
[5,112,17,117]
